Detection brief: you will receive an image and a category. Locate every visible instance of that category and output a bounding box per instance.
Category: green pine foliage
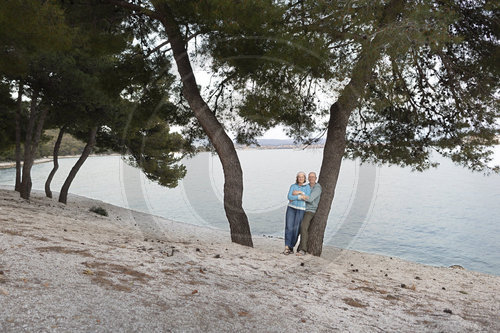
[124,118,187,188]
[199,0,499,172]
[0,82,16,152]
[0,0,72,77]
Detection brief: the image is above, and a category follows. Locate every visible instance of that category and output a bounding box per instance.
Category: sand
[0,188,498,332]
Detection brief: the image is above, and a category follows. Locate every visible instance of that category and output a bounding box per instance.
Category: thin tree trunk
[58,126,98,204]
[20,91,38,199]
[20,90,48,200]
[154,4,253,247]
[15,80,24,192]
[45,126,66,198]
[308,0,406,256]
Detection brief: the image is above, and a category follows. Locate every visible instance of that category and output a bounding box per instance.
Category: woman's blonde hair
[296,171,306,184]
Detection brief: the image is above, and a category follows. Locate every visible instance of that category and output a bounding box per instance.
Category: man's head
[308,172,317,185]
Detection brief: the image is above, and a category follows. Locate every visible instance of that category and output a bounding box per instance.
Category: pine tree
[202,0,500,255]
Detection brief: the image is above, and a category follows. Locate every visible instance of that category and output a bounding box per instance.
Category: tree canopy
[200,0,499,172]
[0,0,190,200]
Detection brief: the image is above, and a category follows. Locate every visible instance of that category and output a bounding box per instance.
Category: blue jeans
[285,206,305,248]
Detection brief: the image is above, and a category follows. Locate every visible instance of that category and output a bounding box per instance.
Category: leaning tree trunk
[307,0,406,256]
[58,126,98,204]
[15,80,24,192]
[153,3,253,247]
[20,90,48,200]
[45,126,66,198]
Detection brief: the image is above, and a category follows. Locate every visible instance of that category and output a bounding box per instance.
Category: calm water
[1,149,499,275]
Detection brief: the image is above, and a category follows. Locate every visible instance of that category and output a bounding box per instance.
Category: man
[296,172,322,256]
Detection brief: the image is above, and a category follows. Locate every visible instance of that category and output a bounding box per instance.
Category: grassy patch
[89,206,108,217]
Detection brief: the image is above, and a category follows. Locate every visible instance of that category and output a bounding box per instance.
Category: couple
[284,171,322,255]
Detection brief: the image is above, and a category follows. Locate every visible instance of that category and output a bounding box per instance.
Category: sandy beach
[0,188,498,332]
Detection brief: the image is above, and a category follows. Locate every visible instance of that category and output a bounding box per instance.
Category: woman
[284,171,311,255]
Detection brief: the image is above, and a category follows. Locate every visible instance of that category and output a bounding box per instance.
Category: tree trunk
[45,126,66,198]
[58,126,98,204]
[20,90,48,200]
[15,80,24,192]
[307,0,406,256]
[154,4,253,247]
[307,104,350,256]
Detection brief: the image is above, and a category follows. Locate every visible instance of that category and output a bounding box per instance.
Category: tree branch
[106,0,163,21]
[390,56,420,112]
[144,39,171,57]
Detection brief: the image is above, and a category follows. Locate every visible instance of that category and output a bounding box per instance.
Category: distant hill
[256,139,295,146]
[248,138,326,146]
[0,129,87,162]
[38,129,86,157]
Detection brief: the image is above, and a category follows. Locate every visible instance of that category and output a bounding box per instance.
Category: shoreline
[0,146,327,170]
[1,144,498,170]
[3,184,494,277]
[0,154,122,170]
[1,188,499,332]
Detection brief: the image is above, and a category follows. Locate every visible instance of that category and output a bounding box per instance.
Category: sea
[1,148,499,276]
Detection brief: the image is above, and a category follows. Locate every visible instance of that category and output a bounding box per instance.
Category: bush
[89,206,108,217]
